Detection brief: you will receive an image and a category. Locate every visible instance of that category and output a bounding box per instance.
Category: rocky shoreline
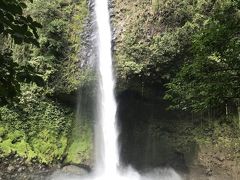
[0,155,238,180]
[0,155,51,180]
[0,155,91,180]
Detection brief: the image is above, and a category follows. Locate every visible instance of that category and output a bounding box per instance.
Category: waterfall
[93,1,182,180]
[50,0,183,179]
[95,0,119,175]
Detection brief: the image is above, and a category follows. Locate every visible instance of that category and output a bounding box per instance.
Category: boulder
[61,165,89,176]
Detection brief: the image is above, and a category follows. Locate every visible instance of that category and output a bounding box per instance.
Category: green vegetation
[0,0,93,165]
[114,0,240,175]
[165,0,240,112]
[66,118,92,164]
[0,0,42,105]
[114,0,240,115]
[0,0,239,176]
[0,86,73,163]
[23,0,92,95]
[0,0,41,46]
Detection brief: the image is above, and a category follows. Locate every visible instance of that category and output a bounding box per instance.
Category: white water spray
[95,0,119,176]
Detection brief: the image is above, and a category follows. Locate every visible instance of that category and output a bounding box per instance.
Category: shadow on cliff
[117,90,200,174]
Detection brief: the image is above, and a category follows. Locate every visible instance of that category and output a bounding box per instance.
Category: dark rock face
[79,0,97,69]
[117,90,189,172]
[116,90,238,180]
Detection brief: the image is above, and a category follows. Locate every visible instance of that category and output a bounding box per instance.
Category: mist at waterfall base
[51,168,182,180]
[50,0,182,179]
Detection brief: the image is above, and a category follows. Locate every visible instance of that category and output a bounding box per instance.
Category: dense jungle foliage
[0,0,239,170]
[0,0,92,164]
[114,0,240,114]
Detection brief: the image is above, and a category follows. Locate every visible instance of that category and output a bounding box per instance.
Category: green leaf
[8,4,23,15]
[31,75,45,86]
[5,13,14,22]
[0,23,4,33]
[27,15,33,23]
[12,35,23,44]
[32,21,42,28]
[19,3,27,9]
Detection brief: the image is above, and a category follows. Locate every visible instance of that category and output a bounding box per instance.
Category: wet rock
[61,165,89,176]
[216,154,225,162]
[206,168,213,176]
[28,166,34,172]
[7,165,14,172]
[17,166,26,172]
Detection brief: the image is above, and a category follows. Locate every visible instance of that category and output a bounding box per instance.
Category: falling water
[95,0,119,176]
[50,0,183,179]
[93,0,182,179]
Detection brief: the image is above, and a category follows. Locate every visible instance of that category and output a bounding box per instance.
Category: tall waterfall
[95,0,119,176]
[93,0,182,179]
[51,0,183,179]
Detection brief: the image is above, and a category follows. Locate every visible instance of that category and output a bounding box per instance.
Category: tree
[0,0,42,45]
[0,0,42,105]
[165,0,240,113]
